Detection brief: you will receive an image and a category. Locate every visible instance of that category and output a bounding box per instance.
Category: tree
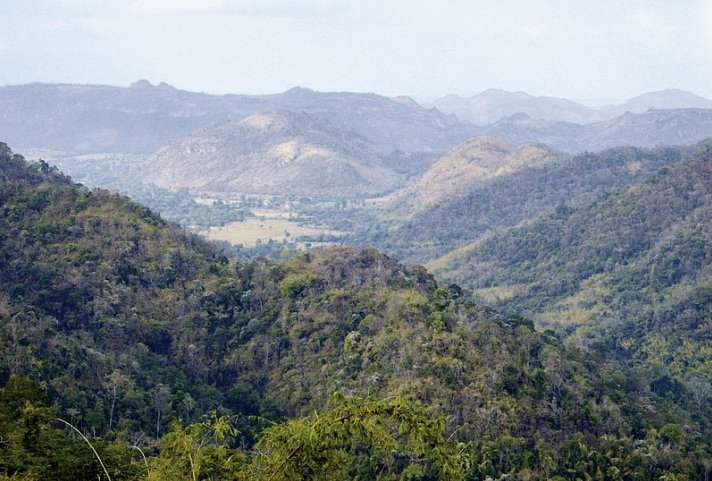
[104,370,132,431]
[153,384,173,439]
[144,394,468,481]
[242,393,468,481]
[148,412,241,481]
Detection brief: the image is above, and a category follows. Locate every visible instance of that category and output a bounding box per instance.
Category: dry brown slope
[142,109,401,198]
[378,136,564,224]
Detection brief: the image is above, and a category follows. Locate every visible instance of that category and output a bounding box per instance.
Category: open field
[205,214,345,246]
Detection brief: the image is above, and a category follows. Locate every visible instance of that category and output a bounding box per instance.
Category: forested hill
[431,141,712,421]
[0,144,708,479]
[359,139,685,263]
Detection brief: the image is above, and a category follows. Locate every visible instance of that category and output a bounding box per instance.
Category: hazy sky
[2,0,711,103]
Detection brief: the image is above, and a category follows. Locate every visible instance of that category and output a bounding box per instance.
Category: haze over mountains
[431,88,712,124]
[1,82,711,159]
[0,81,475,156]
[3,81,712,201]
[482,108,712,152]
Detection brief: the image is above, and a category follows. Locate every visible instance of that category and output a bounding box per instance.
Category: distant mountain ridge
[431,88,712,124]
[3,81,712,204]
[0,81,476,155]
[134,102,712,200]
[4,81,711,159]
[431,89,596,124]
[259,86,475,153]
[482,108,712,152]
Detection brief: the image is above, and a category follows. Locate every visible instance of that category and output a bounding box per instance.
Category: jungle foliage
[0,144,708,479]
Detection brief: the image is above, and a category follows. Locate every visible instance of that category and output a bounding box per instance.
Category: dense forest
[1,144,710,479]
[431,142,712,441]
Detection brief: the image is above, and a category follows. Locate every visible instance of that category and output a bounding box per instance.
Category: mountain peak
[129,79,153,88]
[381,135,562,225]
[477,88,534,100]
[391,95,420,107]
[281,86,317,97]
[620,89,712,112]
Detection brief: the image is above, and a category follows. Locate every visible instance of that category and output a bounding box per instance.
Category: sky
[1,0,711,103]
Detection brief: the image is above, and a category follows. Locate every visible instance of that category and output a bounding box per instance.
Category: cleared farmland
[205,211,345,246]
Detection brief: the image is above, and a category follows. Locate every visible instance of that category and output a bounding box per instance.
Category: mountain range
[0,81,475,156]
[2,79,712,479]
[3,82,712,201]
[431,88,712,124]
[482,108,712,152]
[138,107,712,199]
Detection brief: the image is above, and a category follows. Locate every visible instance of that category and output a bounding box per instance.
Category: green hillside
[431,141,712,426]
[0,144,708,480]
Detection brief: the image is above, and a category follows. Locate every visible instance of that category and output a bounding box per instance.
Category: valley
[4,0,712,477]
[1,81,711,480]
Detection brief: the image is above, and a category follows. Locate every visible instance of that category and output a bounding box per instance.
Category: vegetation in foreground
[0,144,709,479]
